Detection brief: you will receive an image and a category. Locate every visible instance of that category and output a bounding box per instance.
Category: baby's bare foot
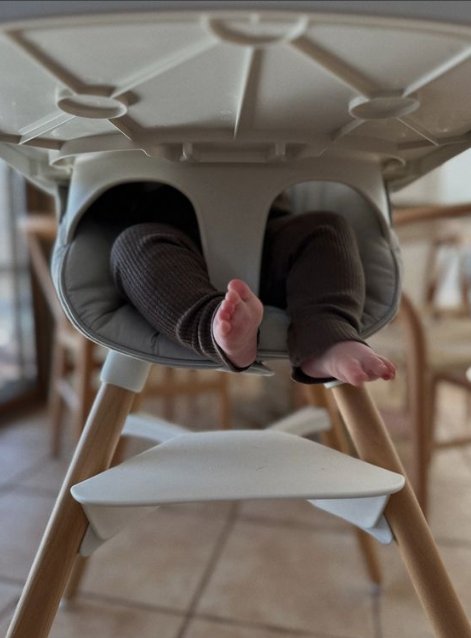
[301,341,396,386]
[213,279,264,368]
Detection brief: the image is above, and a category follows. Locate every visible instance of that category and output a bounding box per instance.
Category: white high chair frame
[2,3,471,637]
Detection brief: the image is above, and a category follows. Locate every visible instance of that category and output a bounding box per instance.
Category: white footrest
[122,405,330,444]
[267,406,331,437]
[122,412,188,443]
[71,430,404,552]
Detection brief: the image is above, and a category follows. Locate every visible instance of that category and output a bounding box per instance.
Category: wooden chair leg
[62,432,131,603]
[49,339,68,458]
[303,385,382,586]
[63,555,88,601]
[353,529,382,587]
[219,374,231,430]
[400,293,432,515]
[6,383,136,638]
[332,383,471,638]
[324,391,382,586]
[73,338,97,443]
[163,367,176,421]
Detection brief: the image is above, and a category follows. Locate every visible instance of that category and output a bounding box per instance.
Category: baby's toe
[218,319,231,336]
[228,279,249,298]
[374,360,397,381]
[364,356,389,379]
[221,299,235,315]
[343,359,369,386]
[377,356,396,379]
[225,289,240,305]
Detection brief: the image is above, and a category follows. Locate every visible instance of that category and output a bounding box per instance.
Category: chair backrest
[394,205,471,315]
[19,214,64,325]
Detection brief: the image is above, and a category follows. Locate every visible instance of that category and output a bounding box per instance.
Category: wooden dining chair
[19,214,100,455]
[20,214,232,456]
[368,202,471,515]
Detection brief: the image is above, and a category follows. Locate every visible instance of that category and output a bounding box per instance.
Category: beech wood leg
[163,367,176,421]
[6,383,136,638]
[63,556,88,602]
[400,293,432,515]
[73,338,97,443]
[219,375,231,430]
[304,385,382,586]
[63,432,131,602]
[332,383,471,638]
[49,339,68,458]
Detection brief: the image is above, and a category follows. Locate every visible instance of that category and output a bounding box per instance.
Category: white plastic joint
[101,351,152,393]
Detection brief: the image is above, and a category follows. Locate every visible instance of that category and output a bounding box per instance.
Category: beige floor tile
[439,544,471,619]
[0,581,20,616]
[18,455,73,496]
[0,491,55,581]
[0,410,50,486]
[197,520,376,637]
[186,617,322,638]
[161,501,234,520]
[77,507,229,611]
[379,543,445,638]
[0,598,184,638]
[379,541,471,638]
[239,499,348,533]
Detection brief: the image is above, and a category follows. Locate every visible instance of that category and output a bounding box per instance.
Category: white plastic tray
[1,2,471,194]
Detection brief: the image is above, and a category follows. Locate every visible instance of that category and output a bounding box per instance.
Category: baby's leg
[111,222,225,363]
[261,211,395,385]
[111,223,262,370]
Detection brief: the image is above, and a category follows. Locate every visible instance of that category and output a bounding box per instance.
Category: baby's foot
[213,279,264,368]
[301,341,396,386]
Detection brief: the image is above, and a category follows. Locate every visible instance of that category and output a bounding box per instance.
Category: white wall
[392,149,471,207]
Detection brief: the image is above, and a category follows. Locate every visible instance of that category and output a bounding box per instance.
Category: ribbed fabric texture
[111,223,227,364]
[110,195,366,383]
[259,211,367,383]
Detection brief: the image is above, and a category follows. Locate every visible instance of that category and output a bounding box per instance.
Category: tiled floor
[1,375,471,638]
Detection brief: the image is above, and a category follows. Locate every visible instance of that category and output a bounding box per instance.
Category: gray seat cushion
[52,182,402,373]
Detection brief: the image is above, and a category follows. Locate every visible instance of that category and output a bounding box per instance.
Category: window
[0,161,36,407]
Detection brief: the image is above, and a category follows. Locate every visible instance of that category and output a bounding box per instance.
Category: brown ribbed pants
[110,211,366,383]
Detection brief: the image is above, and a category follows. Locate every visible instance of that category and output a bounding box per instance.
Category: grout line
[68,589,188,620]
[0,568,373,638]
[0,454,56,496]
[371,585,384,638]
[174,503,240,638]
[159,502,354,538]
[0,576,25,588]
[6,483,63,499]
[171,508,360,638]
[67,588,341,637]
[435,536,471,550]
[0,598,21,627]
[178,609,353,638]
[238,512,351,536]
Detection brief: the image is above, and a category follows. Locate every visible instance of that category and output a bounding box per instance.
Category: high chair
[1,4,471,638]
